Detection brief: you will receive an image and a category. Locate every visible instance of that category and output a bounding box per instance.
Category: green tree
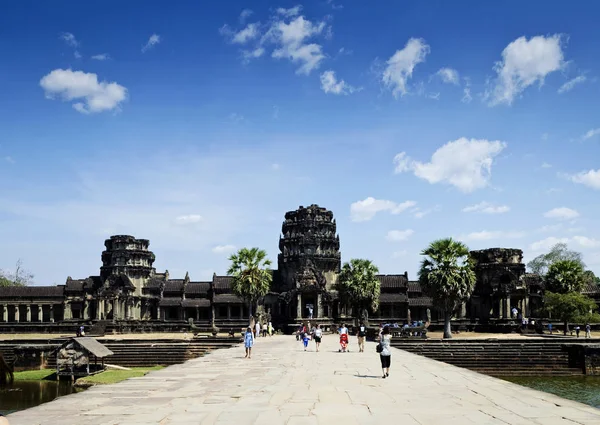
[418,238,476,339]
[227,247,272,321]
[527,243,585,276]
[544,291,600,335]
[545,259,586,294]
[583,270,600,286]
[0,259,33,287]
[336,258,380,325]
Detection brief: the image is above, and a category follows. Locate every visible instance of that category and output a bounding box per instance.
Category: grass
[13,369,56,381]
[75,366,163,386]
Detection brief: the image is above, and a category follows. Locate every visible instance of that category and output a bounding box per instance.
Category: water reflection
[0,380,82,415]
[502,376,600,409]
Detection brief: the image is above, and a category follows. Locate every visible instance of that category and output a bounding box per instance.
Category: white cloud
[74,51,82,59]
[558,75,586,94]
[267,15,327,75]
[462,202,510,214]
[386,229,414,242]
[224,23,260,44]
[539,224,562,233]
[271,163,280,170]
[39,69,127,114]
[530,236,600,252]
[320,70,358,95]
[91,54,110,61]
[436,67,459,85]
[60,32,79,47]
[5,156,15,164]
[582,128,600,141]
[242,47,265,62]
[543,207,580,220]
[142,34,161,53]
[350,197,416,222]
[239,9,253,23]
[212,244,237,254]
[174,215,203,225]
[567,169,600,190]
[461,77,472,103]
[382,38,430,98]
[394,137,506,193]
[541,162,552,168]
[412,205,440,219]
[486,34,565,106]
[462,230,524,241]
[276,6,303,17]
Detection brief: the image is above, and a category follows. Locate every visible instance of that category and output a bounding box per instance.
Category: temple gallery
[1,204,598,330]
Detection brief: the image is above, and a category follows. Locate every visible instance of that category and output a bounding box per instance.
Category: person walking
[357,321,367,352]
[302,330,310,351]
[244,327,254,359]
[255,321,261,338]
[268,321,273,336]
[262,322,268,337]
[313,324,323,352]
[585,323,592,339]
[379,325,392,378]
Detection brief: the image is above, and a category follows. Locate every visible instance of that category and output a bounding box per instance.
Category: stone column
[26,305,31,322]
[38,305,43,323]
[114,298,119,320]
[2,305,7,322]
[296,294,302,319]
[227,305,231,320]
[82,301,88,320]
[63,302,72,320]
[505,297,511,319]
[459,302,467,319]
[15,305,20,322]
[49,305,54,322]
[317,293,323,318]
[524,296,530,317]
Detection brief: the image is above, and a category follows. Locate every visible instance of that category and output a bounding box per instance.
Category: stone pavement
[7,335,600,425]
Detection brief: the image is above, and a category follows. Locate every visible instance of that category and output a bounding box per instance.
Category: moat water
[0,380,83,415]
[502,376,600,409]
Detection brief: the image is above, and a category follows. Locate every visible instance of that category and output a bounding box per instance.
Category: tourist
[585,323,591,339]
[356,321,367,353]
[511,307,518,319]
[575,326,581,338]
[302,330,310,351]
[379,325,392,378]
[308,305,313,319]
[339,323,349,352]
[268,321,273,336]
[244,327,254,359]
[548,322,553,334]
[313,324,323,352]
[262,322,268,337]
[255,321,261,338]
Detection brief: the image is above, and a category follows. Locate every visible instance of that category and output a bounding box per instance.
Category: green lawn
[13,369,55,381]
[75,366,163,386]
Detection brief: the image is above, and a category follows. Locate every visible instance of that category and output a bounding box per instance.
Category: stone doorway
[301,294,317,319]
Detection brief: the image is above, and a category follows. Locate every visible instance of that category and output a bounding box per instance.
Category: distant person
[548,323,553,334]
[511,307,518,319]
[268,321,273,336]
[575,326,581,338]
[302,331,310,351]
[244,327,254,359]
[339,323,349,352]
[313,324,323,352]
[585,323,591,339]
[255,321,261,338]
[356,321,367,353]
[379,325,392,379]
[262,322,268,337]
[308,306,313,319]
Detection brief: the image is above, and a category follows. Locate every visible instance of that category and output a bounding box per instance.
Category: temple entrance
[301,294,317,319]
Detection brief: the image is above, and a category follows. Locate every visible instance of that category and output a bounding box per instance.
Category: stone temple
[0,204,598,332]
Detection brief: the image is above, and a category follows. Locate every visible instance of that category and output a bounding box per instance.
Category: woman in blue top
[379,325,392,378]
[244,327,254,359]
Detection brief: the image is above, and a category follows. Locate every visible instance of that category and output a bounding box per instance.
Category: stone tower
[277,204,341,292]
[100,235,156,293]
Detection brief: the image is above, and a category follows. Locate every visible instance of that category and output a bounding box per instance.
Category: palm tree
[227,247,273,320]
[545,259,586,294]
[336,258,380,325]
[418,238,476,339]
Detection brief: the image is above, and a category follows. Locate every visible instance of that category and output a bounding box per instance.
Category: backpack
[376,342,383,353]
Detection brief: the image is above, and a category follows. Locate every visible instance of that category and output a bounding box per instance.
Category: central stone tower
[277,204,341,319]
[100,235,156,294]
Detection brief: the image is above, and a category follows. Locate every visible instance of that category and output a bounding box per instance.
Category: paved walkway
[7,335,600,425]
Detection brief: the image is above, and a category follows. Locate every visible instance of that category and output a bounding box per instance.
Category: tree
[336,258,380,325]
[527,243,585,276]
[545,260,586,294]
[583,270,600,286]
[227,247,272,321]
[0,259,34,287]
[544,291,600,335]
[418,238,476,339]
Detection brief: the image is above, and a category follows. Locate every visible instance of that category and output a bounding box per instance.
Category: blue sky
[1,1,600,285]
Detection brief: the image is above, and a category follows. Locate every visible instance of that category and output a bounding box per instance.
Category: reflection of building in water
[1,204,597,330]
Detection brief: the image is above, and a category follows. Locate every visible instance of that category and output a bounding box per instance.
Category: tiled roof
[65,278,91,292]
[182,298,210,308]
[159,297,182,307]
[376,275,408,289]
[185,281,210,295]
[407,281,422,292]
[379,293,408,303]
[213,276,234,293]
[409,297,433,307]
[213,294,243,304]
[164,280,184,293]
[582,282,600,295]
[145,277,165,290]
[0,285,65,298]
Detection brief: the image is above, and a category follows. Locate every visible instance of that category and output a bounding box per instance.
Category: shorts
[314,336,322,343]
[358,336,365,344]
[380,354,391,368]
